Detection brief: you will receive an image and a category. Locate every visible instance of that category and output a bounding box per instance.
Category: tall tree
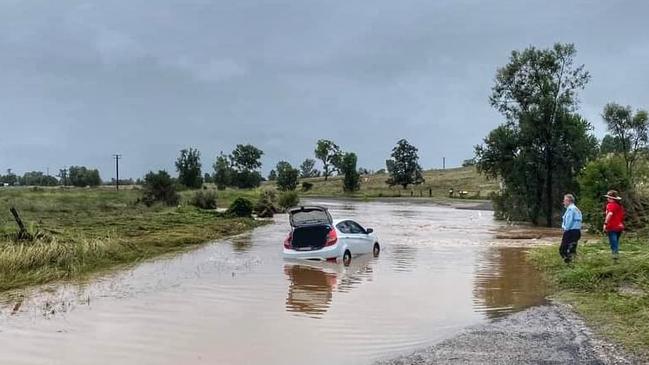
[602,103,649,185]
[231,144,263,171]
[600,134,628,155]
[175,147,203,189]
[340,152,361,192]
[275,161,299,191]
[299,158,319,178]
[476,43,597,226]
[212,152,232,190]
[314,139,341,181]
[386,139,424,189]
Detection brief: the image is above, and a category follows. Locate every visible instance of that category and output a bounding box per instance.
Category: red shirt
[605,202,625,232]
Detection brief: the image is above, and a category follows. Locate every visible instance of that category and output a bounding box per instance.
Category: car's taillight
[325,228,337,246]
[284,231,292,249]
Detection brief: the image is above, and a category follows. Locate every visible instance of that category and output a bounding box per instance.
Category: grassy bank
[529,238,649,357]
[296,166,499,199]
[0,187,265,291]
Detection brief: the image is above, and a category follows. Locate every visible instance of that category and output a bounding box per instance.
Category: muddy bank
[376,303,637,365]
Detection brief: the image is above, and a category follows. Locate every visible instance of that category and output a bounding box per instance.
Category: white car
[283,206,380,266]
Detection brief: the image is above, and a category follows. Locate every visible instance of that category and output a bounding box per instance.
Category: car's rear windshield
[290,208,331,227]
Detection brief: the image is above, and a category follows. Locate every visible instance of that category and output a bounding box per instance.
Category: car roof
[333,218,355,225]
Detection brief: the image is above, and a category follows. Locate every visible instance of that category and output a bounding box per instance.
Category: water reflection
[472,247,548,318]
[284,256,376,317]
[284,264,337,317]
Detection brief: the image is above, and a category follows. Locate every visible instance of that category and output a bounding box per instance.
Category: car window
[347,221,365,234]
[336,221,351,234]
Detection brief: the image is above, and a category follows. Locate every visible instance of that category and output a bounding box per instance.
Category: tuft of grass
[529,238,649,357]
[0,187,266,291]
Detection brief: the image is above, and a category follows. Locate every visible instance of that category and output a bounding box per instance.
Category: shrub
[578,156,631,231]
[254,188,278,218]
[189,190,218,209]
[301,182,313,192]
[278,191,300,210]
[141,170,180,207]
[227,197,254,217]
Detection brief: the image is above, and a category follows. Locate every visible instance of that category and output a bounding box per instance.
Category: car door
[347,221,373,254]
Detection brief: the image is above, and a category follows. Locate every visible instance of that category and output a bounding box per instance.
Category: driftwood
[10,207,28,240]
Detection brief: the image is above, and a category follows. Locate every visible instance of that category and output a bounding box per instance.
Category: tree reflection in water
[472,247,548,319]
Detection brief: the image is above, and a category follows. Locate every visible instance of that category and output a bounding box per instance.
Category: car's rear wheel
[343,250,352,266]
[373,242,380,257]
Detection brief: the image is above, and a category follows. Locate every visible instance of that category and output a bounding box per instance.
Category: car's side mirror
[365,228,373,234]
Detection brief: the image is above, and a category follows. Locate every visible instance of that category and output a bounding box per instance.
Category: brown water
[0,199,548,365]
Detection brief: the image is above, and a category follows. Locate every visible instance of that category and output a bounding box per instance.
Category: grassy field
[0,187,265,292]
[296,166,499,200]
[529,238,649,357]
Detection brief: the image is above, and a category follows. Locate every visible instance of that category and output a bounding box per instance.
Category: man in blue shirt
[560,194,582,263]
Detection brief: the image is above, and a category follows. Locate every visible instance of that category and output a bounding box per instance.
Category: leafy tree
[386,139,424,189]
[315,139,342,181]
[340,152,361,192]
[175,147,203,189]
[212,152,233,190]
[58,168,68,186]
[203,173,213,184]
[299,158,319,178]
[233,170,263,189]
[358,167,372,175]
[600,134,627,155]
[275,161,299,191]
[230,144,264,188]
[20,171,58,186]
[0,169,18,186]
[267,169,277,181]
[475,43,597,226]
[68,166,101,187]
[231,144,263,170]
[602,103,649,185]
[278,191,300,210]
[142,170,180,206]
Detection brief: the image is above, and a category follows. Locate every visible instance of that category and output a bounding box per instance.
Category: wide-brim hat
[603,190,622,200]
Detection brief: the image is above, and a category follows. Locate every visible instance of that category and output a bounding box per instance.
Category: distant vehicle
[283,206,380,266]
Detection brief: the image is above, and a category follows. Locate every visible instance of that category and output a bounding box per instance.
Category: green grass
[529,238,649,357]
[0,187,265,291]
[285,166,499,200]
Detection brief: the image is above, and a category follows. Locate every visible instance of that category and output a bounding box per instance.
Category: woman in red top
[603,190,625,259]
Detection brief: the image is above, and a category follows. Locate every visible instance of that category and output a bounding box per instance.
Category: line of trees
[474,42,649,229]
[0,167,102,187]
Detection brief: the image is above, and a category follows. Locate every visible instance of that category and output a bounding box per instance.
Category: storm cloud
[1,0,648,179]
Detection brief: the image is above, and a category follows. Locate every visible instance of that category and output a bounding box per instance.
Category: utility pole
[443,156,446,170]
[113,154,122,190]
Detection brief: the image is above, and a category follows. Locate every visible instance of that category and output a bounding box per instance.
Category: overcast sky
[1,0,648,179]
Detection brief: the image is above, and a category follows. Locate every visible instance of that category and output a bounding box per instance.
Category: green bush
[227,197,254,217]
[301,182,313,192]
[142,170,180,207]
[578,156,631,231]
[278,191,300,210]
[189,190,218,209]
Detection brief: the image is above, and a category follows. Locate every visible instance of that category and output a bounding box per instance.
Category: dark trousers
[560,229,581,263]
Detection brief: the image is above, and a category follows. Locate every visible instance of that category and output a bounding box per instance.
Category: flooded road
[0,200,549,365]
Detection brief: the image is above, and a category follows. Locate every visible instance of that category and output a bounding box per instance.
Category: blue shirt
[562,203,582,231]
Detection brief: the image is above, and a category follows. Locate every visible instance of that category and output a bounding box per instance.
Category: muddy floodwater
[0,200,551,365]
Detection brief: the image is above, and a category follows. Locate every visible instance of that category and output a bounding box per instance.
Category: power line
[113,154,122,190]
